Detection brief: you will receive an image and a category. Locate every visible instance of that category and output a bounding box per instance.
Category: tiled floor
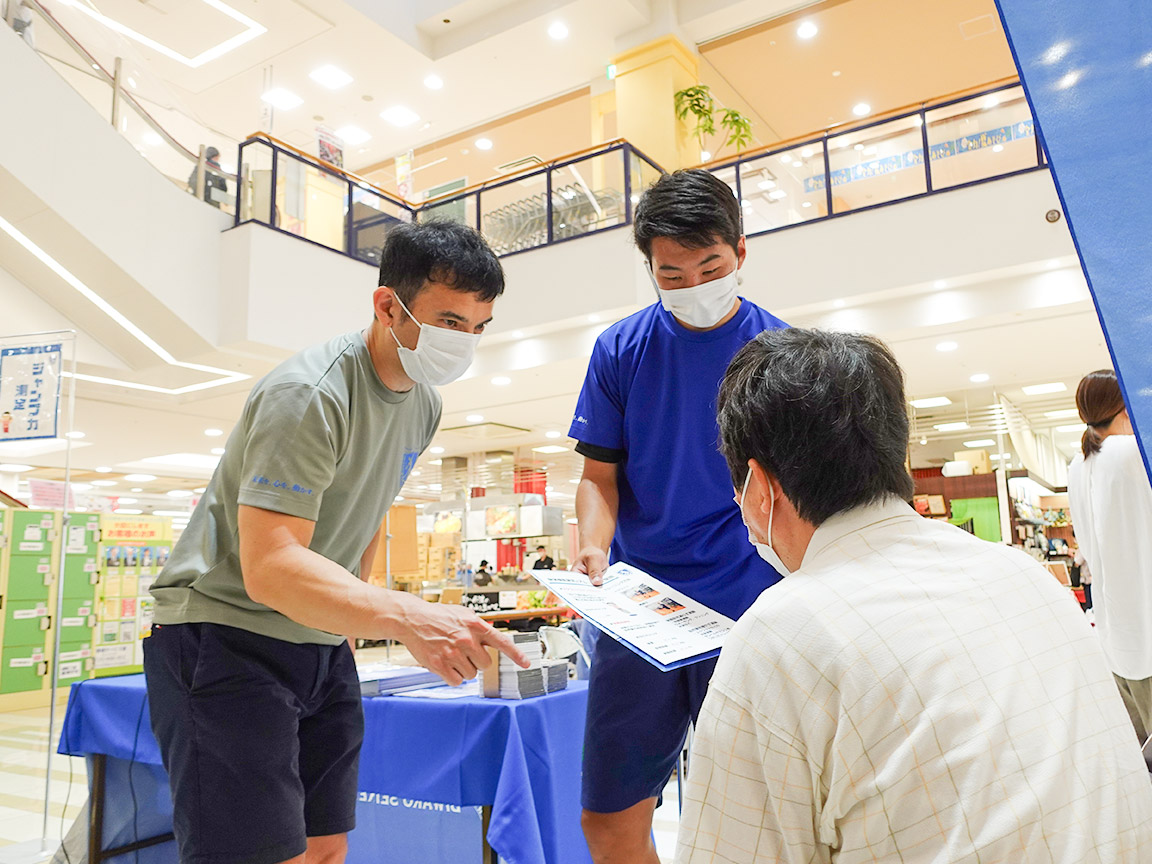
[0,701,87,852]
[0,649,683,862]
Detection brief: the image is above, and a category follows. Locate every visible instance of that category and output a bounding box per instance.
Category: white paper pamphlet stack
[533,562,735,671]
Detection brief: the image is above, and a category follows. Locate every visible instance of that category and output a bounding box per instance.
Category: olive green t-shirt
[151,331,440,644]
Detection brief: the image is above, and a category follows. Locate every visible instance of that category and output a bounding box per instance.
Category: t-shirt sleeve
[236,383,346,521]
[569,335,626,453]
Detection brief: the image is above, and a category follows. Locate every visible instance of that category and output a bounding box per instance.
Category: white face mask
[388,293,481,386]
[651,265,740,329]
[739,467,791,576]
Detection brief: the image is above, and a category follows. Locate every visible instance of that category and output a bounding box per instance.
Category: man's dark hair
[633,169,742,260]
[536,545,546,551]
[717,328,915,526]
[378,220,504,304]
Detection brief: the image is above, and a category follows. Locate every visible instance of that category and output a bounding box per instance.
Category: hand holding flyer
[533,562,735,671]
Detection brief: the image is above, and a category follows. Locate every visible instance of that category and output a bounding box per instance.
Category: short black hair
[717,328,914,526]
[536,545,546,551]
[378,220,504,304]
[633,169,742,261]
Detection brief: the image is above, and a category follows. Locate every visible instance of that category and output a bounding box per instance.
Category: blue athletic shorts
[143,622,363,864]
[581,630,716,813]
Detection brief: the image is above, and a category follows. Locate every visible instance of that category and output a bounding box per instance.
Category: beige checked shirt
[677,497,1152,863]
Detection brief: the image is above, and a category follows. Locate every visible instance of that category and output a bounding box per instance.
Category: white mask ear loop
[741,466,776,548]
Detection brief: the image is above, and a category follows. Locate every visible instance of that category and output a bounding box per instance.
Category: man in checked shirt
[677,327,1152,864]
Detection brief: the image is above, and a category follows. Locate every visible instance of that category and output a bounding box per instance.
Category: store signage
[0,342,63,441]
[28,478,75,510]
[103,517,165,541]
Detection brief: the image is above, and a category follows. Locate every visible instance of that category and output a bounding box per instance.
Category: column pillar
[612,35,700,171]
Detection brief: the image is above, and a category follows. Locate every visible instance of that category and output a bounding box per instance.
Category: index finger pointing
[480,627,531,668]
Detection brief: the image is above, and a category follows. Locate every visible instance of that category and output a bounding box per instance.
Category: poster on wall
[0,342,63,441]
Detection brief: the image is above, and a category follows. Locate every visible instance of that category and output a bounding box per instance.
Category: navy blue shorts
[143,623,363,864]
[581,631,716,813]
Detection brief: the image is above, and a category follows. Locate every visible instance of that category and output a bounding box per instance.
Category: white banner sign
[0,343,63,441]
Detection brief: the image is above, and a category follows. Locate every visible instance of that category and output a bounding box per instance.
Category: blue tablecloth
[60,675,592,864]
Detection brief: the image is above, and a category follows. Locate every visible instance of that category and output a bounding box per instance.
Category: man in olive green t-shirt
[144,221,527,864]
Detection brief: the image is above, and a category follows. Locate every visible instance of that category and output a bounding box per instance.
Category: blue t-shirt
[569,299,789,620]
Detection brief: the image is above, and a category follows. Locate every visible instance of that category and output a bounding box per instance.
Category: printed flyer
[534,563,734,671]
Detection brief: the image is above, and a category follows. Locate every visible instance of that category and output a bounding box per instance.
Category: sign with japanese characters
[0,343,63,441]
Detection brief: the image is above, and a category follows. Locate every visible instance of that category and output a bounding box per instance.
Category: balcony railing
[704,79,1045,238]
[234,135,664,265]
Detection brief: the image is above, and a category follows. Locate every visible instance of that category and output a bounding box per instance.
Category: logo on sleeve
[575,415,588,425]
[400,451,418,484]
[250,475,313,495]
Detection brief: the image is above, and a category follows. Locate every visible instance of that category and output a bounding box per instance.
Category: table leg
[480,805,498,864]
[88,754,105,864]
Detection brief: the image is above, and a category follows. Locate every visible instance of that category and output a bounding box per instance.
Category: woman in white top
[1067,368,1152,743]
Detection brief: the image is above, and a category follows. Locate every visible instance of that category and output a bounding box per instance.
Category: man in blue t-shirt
[570,169,788,863]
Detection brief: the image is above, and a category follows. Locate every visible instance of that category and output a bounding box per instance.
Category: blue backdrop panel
[993,1,1152,479]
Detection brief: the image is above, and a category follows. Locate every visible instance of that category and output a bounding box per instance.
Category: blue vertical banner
[0,342,63,441]
[992,2,1152,479]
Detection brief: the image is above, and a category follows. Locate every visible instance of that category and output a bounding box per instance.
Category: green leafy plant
[674,84,754,158]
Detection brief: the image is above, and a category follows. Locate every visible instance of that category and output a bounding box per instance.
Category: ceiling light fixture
[211,447,226,455]
[381,105,420,127]
[54,0,266,68]
[167,490,194,498]
[491,376,511,386]
[475,137,493,150]
[1045,408,1081,419]
[91,479,118,487]
[757,179,776,190]
[335,125,371,146]
[204,428,224,437]
[936,341,958,352]
[964,439,996,448]
[261,88,302,110]
[117,498,138,505]
[970,373,990,383]
[934,421,970,432]
[309,64,353,89]
[95,466,111,473]
[545,431,563,439]
[430,446,445,454]
[548,21,569,40]
[114,508,143,515]
[0,463,34,472]
[768,189,787,200]
[466,414,484,423]
[852,102,871,117]
[65,431,86,439]
[910,397,952,409]
[797,21,818,39]
[424,74,444,90]
[123,474,156,482]
[1056,423,1087,433]
[533,445,569,454]
[1022,382,1067,395]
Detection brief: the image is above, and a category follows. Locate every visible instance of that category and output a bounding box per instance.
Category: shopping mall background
[0,0,1109,569]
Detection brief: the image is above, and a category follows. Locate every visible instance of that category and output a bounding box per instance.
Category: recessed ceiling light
[491,376,511,386]
[854,143,865,151]
[261,88,303,111]
[1045,408,1080,419]
[309,64,353,89]
[466,414,484,423]
[205,428,224,437]
[964,439,996,448]
[832,298,845,307]
[545,431,563,439]
[193,487,207,494]
[548,21,568,40]
[1022,382,1067,395]
[0,463,34,472]
[992,144,1004,153]
[167,489,194,498]
[910,397,952,409]
[95,466,111,473]
[335,125,371,146]
[130,487,143,492]
[757,179,776,190]
[768,189,787,200]
[1056,423,1087,433]
[91,479,118,487]
[427,459,442,466]
[832,70,841,77]
[381,105,420,127]
[72,483,93,492]
[588,314,601,323]
[475,137,493,150]
[934,280,947,289]
[797,21,818,39]
[779,154,792,164]
[123,473,156,482]
[934,421,970,432]
[852,102,871,117]
[211,447,226,455]
[117,497,138,504]
[65,431,86,439]
[864,146,878,156]
[700,150,712,161]
[424,73,444,90]
[936,341,958,352]
[114,508,143,515]
[919,437,928,445]
[430,446,445,454]
[533,445,569,454]
[969,373,990,383]
[802,201,813,208]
